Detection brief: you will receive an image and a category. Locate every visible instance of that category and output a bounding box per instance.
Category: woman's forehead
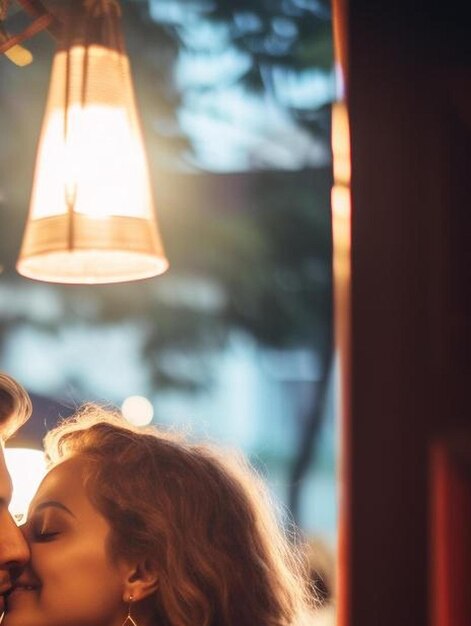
[31,457,88,505]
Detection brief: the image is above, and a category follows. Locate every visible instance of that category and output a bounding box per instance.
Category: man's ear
[121,559,159,602]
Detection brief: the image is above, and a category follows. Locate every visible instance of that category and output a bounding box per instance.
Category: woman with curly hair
[4,405,314,626]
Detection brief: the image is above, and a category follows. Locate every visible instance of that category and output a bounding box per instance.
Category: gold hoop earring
[122,595,138,626]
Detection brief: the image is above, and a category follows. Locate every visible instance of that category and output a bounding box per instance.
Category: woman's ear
[121,559,159,602]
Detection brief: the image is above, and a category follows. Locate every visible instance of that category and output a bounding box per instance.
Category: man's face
[0,445,30,614]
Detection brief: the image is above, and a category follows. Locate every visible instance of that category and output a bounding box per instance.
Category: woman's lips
[4,585,39,611]
[9,584,38,593]
[1,581,38,613]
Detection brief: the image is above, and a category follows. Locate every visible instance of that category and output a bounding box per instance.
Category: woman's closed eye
[33,529,61,542]
[24,502,74,542]
[24,511,67,542]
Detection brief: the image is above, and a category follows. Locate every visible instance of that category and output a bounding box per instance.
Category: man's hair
[0,373,32,442]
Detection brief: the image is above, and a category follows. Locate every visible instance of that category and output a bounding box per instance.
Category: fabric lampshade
[16,1,169,284]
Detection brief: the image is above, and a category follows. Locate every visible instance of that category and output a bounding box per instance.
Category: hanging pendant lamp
[16,0,169,284]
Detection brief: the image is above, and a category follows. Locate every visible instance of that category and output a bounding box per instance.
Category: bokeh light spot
[121,395,154,426]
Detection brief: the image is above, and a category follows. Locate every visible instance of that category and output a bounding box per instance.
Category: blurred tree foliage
[186,0,333,136]
[0,0,334,519]
[127,0,333,148]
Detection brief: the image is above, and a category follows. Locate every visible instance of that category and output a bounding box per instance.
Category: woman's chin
[4,611,38,626]
[4,593,40,626]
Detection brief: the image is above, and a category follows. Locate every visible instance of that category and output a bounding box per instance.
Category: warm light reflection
[331,184,351,281]
[331,101,352,626]
[331,184,350,218]
[4,448,46,523]
[121,395,154,426]
[17,41,168,284]
[331,101,351,284]
[331,101,351,185]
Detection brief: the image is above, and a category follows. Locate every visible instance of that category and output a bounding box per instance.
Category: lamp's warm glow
[121,395,154,426]
[16,6,169,284]
[4,447,47,523]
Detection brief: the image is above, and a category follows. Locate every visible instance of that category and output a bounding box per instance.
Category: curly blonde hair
[44,404,315,626]
[0,373,32,442]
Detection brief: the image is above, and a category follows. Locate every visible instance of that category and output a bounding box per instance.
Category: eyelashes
[33,530,61,542]
[23,517,62,542]
[23,508,69,542]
